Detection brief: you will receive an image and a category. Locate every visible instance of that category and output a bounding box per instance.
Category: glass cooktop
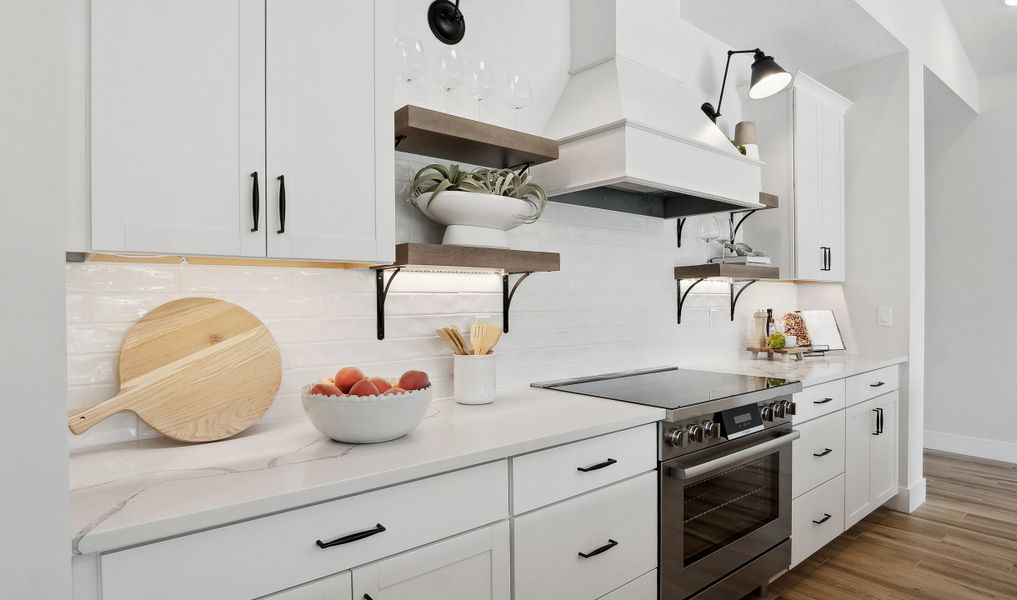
[532,367,798,411]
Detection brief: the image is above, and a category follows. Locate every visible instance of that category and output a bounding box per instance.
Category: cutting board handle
[67,390,136,435]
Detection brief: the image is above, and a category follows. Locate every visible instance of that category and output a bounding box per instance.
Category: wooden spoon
[449,326,471,355]
[436,328,464,355]
[480,324,502,355]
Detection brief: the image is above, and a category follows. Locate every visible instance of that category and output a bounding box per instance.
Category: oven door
[660,425,798,599]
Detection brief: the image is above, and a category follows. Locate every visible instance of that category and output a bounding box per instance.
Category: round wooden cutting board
[68,298,282,442]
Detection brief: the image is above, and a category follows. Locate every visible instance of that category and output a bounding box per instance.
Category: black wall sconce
[701,49,792,123]
[428,0,466,45]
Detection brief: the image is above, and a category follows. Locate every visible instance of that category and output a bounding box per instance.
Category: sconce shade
[749,53,792,99]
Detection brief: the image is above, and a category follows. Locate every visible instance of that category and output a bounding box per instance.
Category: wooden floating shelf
[373,243,561,340]
[674,263,780,281]
[394,105,559,169]
[385,243,560,274]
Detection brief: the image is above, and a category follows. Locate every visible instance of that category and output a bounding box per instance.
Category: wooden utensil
[449,326,471,355]
[436,328,466,355]
[470,322,503,355]
[67,298,282,442]
[470,322,484,356]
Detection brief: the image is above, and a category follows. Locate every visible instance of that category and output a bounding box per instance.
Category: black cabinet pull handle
[869,381,885,388]
[813,397,834,405]
[364,595,374,600]
[812,513,832,525]
[872,408,881,435]
[577,458,617,473]
[315,523,385,549]
[877,407,884,434]
[813,448,833,457]
[250,172,260,232]
[826,247,832,271]
[578,539,618,559]
[276,175,286,234]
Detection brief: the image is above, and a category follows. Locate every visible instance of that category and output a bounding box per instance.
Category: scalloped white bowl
[301,385,432,444]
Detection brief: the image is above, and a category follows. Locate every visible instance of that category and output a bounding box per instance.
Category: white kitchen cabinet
[352,522,510,600]
[90,0,266,257]
[265,0,393,263]
[259,572,352,600]
[89,0,393,263]
[844,392,898,529]
[742,72,851,282]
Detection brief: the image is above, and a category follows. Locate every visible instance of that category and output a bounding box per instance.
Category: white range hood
[534,0,765,218]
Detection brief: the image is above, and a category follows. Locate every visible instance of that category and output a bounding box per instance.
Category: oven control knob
[665,428,688,448]
[772,402,786,419]
[703,421,721,439]
[783,400,797,416]
[687,424,705,444]
[760,406,774,422]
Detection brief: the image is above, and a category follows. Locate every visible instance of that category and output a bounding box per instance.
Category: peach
[368,376,391,393]
[398,370,430,391]
[383,387,406,395]
[334,366,365,393]
[315,375,335,386]
[309,382,343,397]
[348,379,380,397]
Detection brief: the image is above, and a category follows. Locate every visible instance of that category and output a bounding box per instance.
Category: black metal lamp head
[427,0,466,45]
[701,48,791,123]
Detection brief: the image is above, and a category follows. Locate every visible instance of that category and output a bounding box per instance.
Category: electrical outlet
[877,306,892,327]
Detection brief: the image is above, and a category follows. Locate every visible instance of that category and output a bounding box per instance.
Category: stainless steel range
[534,367,802,600]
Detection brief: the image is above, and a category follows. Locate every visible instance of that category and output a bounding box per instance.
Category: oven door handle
[667,430,801,480]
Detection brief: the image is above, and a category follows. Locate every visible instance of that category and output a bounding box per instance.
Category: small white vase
[454,354,496,405]
[417,190,536,249]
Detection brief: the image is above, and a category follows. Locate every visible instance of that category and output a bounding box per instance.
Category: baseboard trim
[885,477,926,513]
[925,430,1017,465]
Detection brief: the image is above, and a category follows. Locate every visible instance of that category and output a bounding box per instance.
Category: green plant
[768,332,786,349]
[730,139,747,156]
[410,163,548,223]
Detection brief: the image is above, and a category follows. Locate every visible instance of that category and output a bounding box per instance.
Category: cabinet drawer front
[512,424,656,514]
[791,474,845,568]
[513,472,657,600]
[792,380,845,424]
[599,570,657,600]
[846,366,899,406]
[101,461,508,600]
[792,411,845,498]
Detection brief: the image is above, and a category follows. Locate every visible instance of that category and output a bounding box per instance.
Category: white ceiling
[941,0,1017,80]
[680,0,904,78]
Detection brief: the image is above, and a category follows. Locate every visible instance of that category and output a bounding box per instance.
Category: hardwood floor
[760,450,1017,600]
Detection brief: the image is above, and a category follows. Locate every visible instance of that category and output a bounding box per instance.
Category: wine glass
[435,47,464,113]
[507,71,532,128]
[699,217,719,261]
[467,59,496,120]
[393,33,425,103]
[713,215,732,261]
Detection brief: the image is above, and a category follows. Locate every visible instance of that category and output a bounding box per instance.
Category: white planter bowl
[417,190,537,249]
[301,385,432,444]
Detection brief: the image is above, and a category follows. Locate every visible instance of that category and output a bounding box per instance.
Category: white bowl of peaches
[302,366,432,444]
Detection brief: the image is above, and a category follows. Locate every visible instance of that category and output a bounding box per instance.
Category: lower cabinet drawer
[513,472,657,600]
[791,473,845,568]
[101,461,508,600]
[792,410,845,498]
[846,365,899,407]
[792,380,845,425]
[599,570,657,600]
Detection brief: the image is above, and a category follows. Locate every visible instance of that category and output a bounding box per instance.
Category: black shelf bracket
[394,135,406,149]
[676,218,687,248]
[676,277,760,324]
[729,208,758,240]
[509,161,532,176]
[503,272,532,333]
[375,267,402,340]
[730,279,759,321]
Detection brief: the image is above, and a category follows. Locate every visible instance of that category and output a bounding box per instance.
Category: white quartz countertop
[69,387,665,555]
[687,354,907,387]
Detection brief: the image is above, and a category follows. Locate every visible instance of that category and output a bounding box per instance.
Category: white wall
[0,1,73,597]
[925,70,1017,463]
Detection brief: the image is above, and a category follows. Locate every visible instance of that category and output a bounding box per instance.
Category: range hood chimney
[534,0,765,218]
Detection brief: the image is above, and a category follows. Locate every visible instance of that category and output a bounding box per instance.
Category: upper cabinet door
[266,0,394,263]
[91,0,266,257]
[819,105,846,281]
[793,87,825,281]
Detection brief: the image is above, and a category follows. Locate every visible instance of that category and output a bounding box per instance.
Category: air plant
[409,163,548,223]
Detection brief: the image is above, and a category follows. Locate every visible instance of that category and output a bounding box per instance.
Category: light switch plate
[877,306,892,327]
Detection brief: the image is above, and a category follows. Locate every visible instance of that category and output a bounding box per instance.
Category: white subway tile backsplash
[65,198,799,450]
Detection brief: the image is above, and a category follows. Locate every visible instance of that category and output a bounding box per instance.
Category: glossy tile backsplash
[66,198,798,449]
